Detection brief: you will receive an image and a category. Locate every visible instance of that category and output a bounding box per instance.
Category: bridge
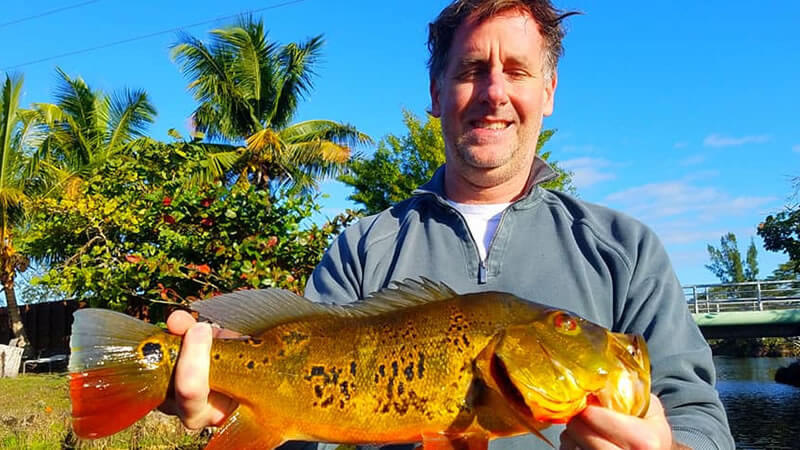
[685,280,800,339]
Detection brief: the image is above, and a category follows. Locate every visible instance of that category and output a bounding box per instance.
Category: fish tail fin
[68,308,181,439]
[206,405,285,450]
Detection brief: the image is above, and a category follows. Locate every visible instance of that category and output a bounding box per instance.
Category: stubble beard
[448,121,542,189]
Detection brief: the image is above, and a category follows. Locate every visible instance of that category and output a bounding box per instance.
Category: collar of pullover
[413,155,559,209]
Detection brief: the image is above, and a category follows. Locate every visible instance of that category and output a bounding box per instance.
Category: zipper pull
[478,260,487,284]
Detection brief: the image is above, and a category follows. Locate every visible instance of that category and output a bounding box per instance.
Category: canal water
[714,356,800,449]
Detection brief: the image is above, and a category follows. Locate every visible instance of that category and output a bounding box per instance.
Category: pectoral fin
[418,432,488,450]
[205,405,283,450]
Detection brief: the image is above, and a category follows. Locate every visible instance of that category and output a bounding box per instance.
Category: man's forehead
[449,10,544,62]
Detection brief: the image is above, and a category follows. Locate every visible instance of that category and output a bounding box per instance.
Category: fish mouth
[490,354,535,420]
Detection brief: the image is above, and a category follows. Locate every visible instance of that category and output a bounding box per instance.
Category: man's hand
[559,394,689,450]
[158,310,239,429]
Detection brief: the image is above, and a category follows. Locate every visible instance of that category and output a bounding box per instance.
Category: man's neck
[444,165,532,204]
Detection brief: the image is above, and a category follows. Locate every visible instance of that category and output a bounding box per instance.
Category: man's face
[430,9,556,198]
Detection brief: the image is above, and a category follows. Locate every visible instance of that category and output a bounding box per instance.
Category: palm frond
[106,89,156,151]
[270,35,324,129]
[280,120,372,147]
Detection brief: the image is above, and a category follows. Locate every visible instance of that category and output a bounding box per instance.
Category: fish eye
[552,312,580,335]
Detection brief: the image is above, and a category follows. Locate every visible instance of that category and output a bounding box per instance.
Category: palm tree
[0,74,36,355]
[171,16,370,192]
[32,68,156,196]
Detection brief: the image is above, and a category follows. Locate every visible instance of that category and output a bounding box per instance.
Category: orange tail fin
[68,309,180,439]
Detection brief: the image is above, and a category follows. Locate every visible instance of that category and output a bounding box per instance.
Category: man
[165,1,734,449]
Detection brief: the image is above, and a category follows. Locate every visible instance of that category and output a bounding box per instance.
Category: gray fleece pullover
[303,158,734,450]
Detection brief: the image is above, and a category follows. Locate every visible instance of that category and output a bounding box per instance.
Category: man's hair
[427,0,578,81]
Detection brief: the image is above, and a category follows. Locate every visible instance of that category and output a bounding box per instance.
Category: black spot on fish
[339,400,345,409]
[417,353,425,379]
[278,349,285,357]
[378,365,385,377]
[387,377,394,399]
[462,335,470,347]
[246,361,255,369]
[391,361,398,377]
[404,363,414,382]
[141,342,163,365]
[374,374,379,384]
[281,330,309,345]
[397,382,405,396]
[238,353,244,359]
[394,400,409,415]
[340,381,350,400]
[350,361,357,376]
[320,396,334,408]
[213,353,220,361]
[262,357,269,364]
[314,385,323,398]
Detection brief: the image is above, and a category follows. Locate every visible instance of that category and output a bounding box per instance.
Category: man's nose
[480,70,509,107]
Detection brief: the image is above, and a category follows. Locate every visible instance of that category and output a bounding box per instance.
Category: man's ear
[543,71,557,117]
[429,77,441,117]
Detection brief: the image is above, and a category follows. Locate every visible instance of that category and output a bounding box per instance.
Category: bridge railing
[684,279,800,313]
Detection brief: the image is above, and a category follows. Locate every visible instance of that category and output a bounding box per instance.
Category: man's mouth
[470,119,512,130]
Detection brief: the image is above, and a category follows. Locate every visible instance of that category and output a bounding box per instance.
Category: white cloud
[560,157,617,189]
[604,180,776,221]
[703,134,770,148]
[679,154,706,166]
[793,144,800,153]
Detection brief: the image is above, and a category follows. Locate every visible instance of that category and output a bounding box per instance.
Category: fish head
[480,309,650,425]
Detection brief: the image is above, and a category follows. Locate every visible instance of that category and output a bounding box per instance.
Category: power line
[2,0,311,71]
[0,0,104,28]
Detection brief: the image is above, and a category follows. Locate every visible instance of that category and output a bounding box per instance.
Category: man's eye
[506,70,529,79]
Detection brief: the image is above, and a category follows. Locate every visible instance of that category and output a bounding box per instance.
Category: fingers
[174,322,214,429]
[562,395,672,450]
[166,309,196,335]
[162,310,240,429]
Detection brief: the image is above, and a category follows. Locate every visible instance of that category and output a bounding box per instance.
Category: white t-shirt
[446,200,511,261]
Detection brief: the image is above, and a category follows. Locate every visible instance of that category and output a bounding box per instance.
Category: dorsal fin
[190,277,458,336]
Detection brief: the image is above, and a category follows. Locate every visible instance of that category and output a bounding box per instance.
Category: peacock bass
[68,279,651,449]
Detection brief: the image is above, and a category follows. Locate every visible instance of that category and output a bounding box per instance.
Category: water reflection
[714,357,800,449]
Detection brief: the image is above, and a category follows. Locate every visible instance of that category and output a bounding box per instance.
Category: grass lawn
[0,373,208,449]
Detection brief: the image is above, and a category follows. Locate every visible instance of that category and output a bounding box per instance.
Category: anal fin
[206,405,284,450]
[419,433,489,450]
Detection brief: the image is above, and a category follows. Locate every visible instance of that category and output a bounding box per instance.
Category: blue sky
[2,0,799,297]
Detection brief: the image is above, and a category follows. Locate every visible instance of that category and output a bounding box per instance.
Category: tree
[339,110,575,215]
[0,74,35,353]
[32,68,156,189]
[23,138,356,321]
[758,177,800,276]
[706,232,759,283]
[170,16,370,192]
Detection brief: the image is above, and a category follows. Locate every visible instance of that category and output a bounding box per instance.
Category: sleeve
[616,230,735,450]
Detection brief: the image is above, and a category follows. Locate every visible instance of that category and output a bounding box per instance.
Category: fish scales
[206,293,530,444]
[68,279,651,449]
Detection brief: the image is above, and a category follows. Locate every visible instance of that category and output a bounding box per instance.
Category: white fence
[684,280,800,314]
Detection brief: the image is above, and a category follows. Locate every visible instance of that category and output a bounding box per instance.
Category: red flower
[162,197,172,207]
[163,214,176,224]
[200,198,213,207]
[195,264,211,275]
[125,254,142,264]
[266,236,278,248]
[200,217,214,227]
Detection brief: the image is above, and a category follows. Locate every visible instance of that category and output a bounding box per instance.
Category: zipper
[479,208,510,284]
[424,192,511,285]
[478,260,487,284]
